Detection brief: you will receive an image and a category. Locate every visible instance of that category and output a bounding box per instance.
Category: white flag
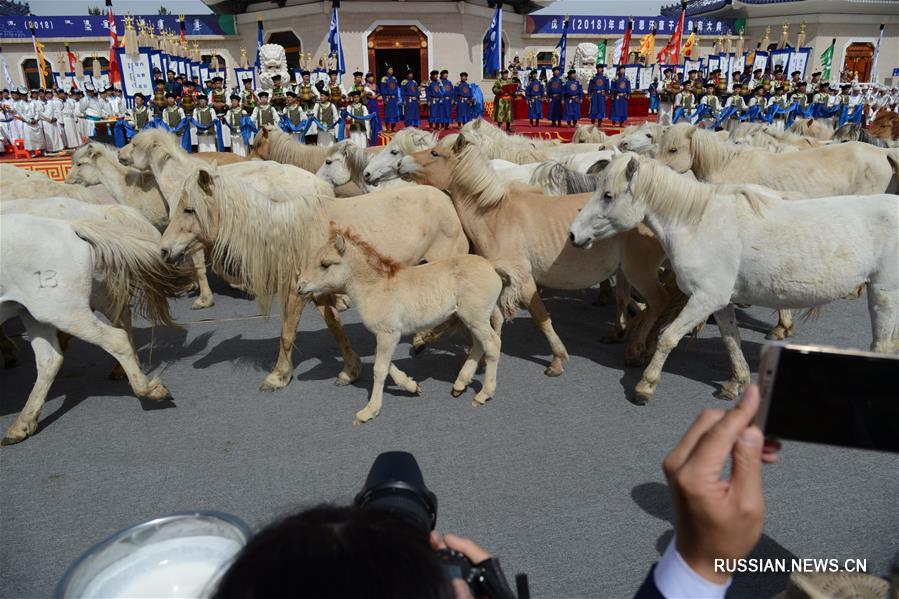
[613,38,624,66]
[0,53,14,90]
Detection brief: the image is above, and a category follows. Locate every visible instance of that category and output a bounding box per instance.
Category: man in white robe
[345,90,369,149]
[80,85,102,140]
[313,96,339,147]
[61,90,82,148]
[41,89,65,153]
[222,94,247,156]
[22,90,45,154]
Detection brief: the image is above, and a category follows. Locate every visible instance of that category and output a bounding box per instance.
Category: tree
[87,5,102,15]
[157,6,170,14]
[0,0,31,15]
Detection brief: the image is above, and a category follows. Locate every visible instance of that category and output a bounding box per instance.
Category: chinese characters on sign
[527,15,733,35]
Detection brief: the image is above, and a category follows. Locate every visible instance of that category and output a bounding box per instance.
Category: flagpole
[30,26,46,89]
[870,23,884,83]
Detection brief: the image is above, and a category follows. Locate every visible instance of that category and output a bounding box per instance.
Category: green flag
[820,38,835,80]
[596,40,607,65]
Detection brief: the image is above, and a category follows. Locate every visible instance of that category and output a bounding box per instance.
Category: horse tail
[70,220,193,327]
[800,305,825,323]
[492,260,530,320]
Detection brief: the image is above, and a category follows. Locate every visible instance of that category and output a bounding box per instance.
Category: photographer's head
[212,504,453,599]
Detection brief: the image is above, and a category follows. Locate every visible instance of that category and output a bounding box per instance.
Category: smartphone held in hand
[756,343,899,454]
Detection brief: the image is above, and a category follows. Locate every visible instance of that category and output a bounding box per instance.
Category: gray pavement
[1,278,897,598]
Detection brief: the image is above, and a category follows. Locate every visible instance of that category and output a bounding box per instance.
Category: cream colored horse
[461,119,606,163]
[0,174,114,204]
[728,123,823,152]
[299,227,513,424]
[67,141,170,230]
[570,154,899,405]
[399,135,669,373]
[160,163,469,391]
[250,125,332,172]
[789,118,835,140]
[316,140,411,193]
[658,124,898,196]
[362,128,441,185]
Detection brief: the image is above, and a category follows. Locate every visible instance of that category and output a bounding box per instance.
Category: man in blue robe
[440,70,454,130]
[425,70,444,130]
[454,72,474,126]
[524,69,545,127]
[547,66,564,127]
[563,69,583,127]
[610,66,631,127]
[380,65,400,132]
[401,71,421,127]
[588,63,608,126]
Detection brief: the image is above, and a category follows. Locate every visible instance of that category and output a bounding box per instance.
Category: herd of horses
[1,112,897,443]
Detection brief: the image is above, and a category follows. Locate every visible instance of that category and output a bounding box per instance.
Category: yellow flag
[638,32,656,57]
[681,31,696,58]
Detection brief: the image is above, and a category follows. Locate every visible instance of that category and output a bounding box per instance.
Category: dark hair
[212,505,451,599]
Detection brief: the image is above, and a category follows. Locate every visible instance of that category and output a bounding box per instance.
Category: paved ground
[1,277,896,598]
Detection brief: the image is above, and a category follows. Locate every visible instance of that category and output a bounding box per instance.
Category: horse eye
[184,207,195,214]
[603,193,613,200]
[325,159,332,165]
[669,148,677,153]
[431,150,439,157]
[390,150,398,155]
[320,261,331,269]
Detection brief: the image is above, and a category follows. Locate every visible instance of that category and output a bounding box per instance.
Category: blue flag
[255,19,263,69]
[328,7,345,75]
[483,6,502,78]
[555,18,570,70]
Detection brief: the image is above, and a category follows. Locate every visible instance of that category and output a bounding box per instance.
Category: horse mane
[335,140,369,178]
[263,126,331,172]
[332,226,402,278]
[617,155,773,227]
[134,128,191,165]
[683,126,745,177]
[389,127,439,155]
[529,161,598,195]
[184,164,329,313]
[449,142,509,209]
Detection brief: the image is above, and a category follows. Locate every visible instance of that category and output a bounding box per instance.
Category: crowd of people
[2,59,897,158]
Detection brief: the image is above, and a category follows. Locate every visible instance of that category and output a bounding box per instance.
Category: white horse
[363,128,439,186]
[0,213,191,444]
[315,140,411,193]
[569,154,899,406]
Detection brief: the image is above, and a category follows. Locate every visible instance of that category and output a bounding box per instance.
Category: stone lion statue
[256,43,291,90]
[572,43,600,85]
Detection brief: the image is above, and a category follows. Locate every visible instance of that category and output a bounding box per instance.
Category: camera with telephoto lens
[354,452,523,599]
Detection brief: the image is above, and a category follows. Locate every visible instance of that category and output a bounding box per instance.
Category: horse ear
[334,234,346,255]
[686,125,699,138]
[474,119,482,130]
[587,159,610,175]
[452,134,467,154]
[197,168,215,195]
[806,118,814,127]
[625,157,639,182]
[261,126,269,139]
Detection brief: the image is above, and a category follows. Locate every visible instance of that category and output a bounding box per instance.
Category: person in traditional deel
[426,70,444,131]
[380,65,400,132]
[563,69,583,127]
[492,68,516,132]
[454,72,474,126]
[547,66,564,127]
[524,69,544,127]
[610,65,630,127]
[401,69,421,127]
[588,63,608,126]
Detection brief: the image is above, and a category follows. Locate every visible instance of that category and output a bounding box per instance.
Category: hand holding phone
[756,343,899,454]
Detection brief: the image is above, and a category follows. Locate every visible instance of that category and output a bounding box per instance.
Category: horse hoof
[1,436,24,446]
[764,329,786,341]
[470,398,486,408]
[352,418,364,428]
[259,376,291,392]
[628,391,651,406]
[413,384,422,396]
[544,365,564,377]
[191,299,214,310]
[451,387,465,398]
